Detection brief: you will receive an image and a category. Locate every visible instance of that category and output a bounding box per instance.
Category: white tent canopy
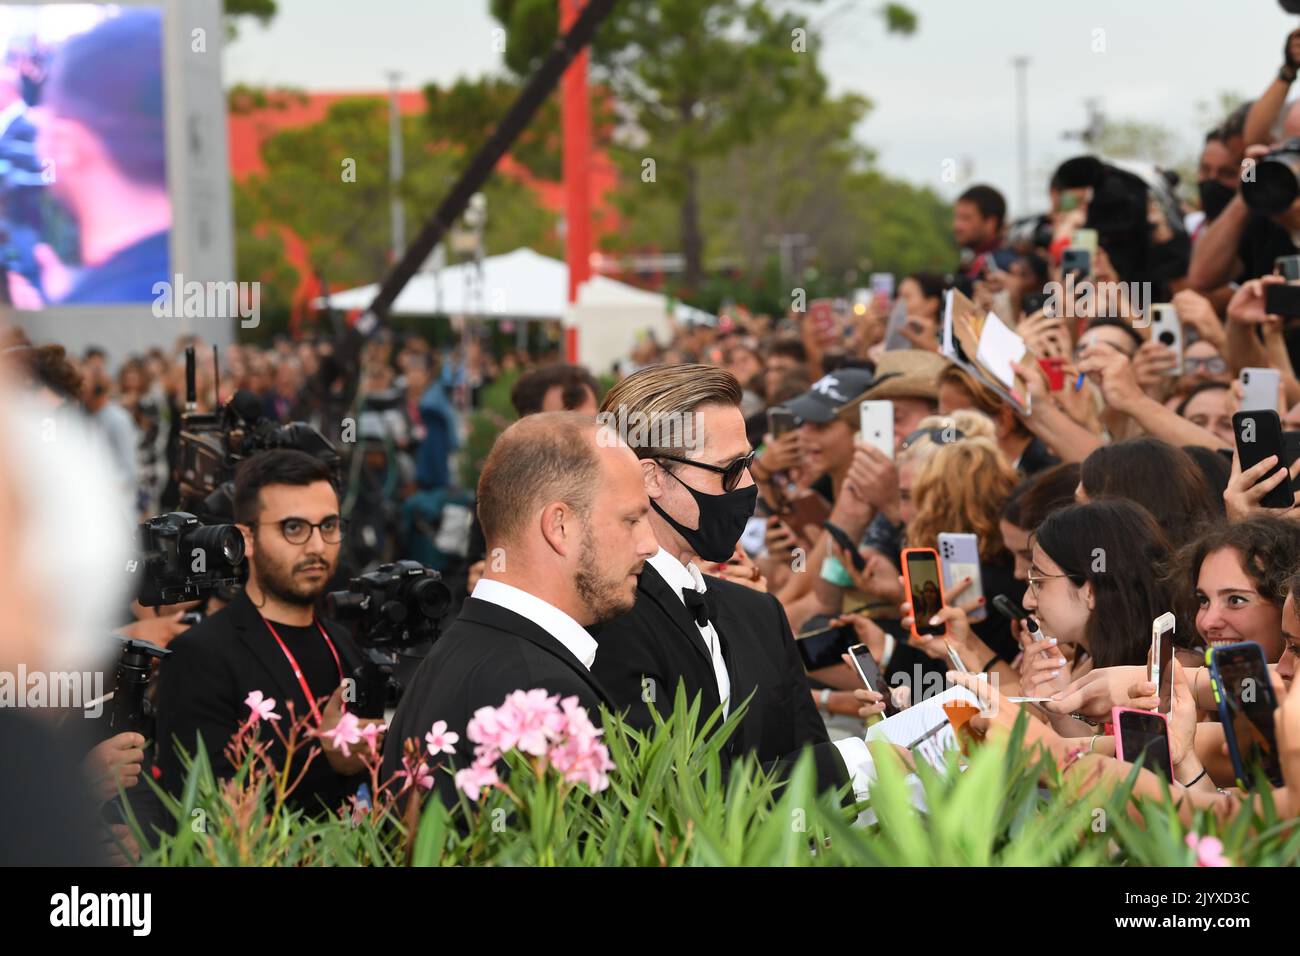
[316,247,713,374]
[315,247,714,326]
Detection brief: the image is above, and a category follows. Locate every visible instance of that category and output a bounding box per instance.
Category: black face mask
[1198,179,1235,222]
[650,468,758,563]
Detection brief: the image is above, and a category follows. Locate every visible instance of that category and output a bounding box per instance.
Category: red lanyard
[261,616,343,723]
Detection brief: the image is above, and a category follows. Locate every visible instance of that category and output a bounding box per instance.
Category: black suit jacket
[153,591,368,817]
[381,597,612,805]
[590,563,850,794]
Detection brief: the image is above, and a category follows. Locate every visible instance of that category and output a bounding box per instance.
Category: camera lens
[1242,147,1300,216]
[411,575,451,620]
[188,523,245,566]
[1159,331,1175,346]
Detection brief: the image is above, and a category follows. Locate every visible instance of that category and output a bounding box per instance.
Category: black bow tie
[682,587,713,628]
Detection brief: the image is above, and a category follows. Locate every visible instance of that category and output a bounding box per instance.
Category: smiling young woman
[1168,516,1300,663]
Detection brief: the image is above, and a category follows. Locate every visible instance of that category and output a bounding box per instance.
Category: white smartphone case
[1240,367,1281,413]
[859,401,894,460]
[1148,305,1182,377]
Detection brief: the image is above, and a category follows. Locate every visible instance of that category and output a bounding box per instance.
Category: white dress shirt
[647,548,730,717]
[471,578,599,670]
[647,550,875,801]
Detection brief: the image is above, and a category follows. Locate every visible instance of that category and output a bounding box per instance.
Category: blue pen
[1074,371,1085,391]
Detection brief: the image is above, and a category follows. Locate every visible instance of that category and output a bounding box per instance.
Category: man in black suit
[382,412,658,805]
[154,450,380,818]
[590,364,875,799]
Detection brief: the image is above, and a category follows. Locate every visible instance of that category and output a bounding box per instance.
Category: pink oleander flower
[358,720,386,755]
[1186,833,1230,867]
[318,710,362,757]
[397,753,435,792]
[244,690,281,724]
[548,733,614,793]
[425,720,459,756]
[454,760,500,801]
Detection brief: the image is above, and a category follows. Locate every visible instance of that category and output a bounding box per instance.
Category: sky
[222,0,1300,218]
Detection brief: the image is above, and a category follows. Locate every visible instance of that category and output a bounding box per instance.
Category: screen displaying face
[0,4,170,308]
[907,551,944,636]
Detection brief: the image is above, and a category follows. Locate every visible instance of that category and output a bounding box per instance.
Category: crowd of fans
[17,26,1300,866]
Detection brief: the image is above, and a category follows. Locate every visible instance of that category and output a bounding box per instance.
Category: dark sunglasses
[899,426,965,452]
[655,452,756,492]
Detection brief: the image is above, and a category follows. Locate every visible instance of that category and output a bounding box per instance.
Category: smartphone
[991,593,1026,622]
[901,547,947,639]
[822,521,866,572]
[1061,247,1091,277]
[783,491,833,534]
[1038,356,1066,391]
[882,298,911,351]
[1276,254,1300,281]
[1072,228,1099,254]
[767,406,798,439]
[795,616,858,672]
[1021,291,1049,316]
[1240,367,1281,413]
[1207,641,1283,788]
[848,643,891,723]
[1149,611,1176,714]
[1265,282,1300,319]
[1113,707,1174,782]
[938,532,986,623]
[1232,409,1294,509]
[1147,303,1183,376]
[858,400,894,460]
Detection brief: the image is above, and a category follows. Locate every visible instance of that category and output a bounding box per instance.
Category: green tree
[234,93,557,333]
[491,0,916,291]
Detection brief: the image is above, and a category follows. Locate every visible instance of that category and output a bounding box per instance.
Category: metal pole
[359,0,619,333]
[387,71,406,263]
[1011,56,1030,216]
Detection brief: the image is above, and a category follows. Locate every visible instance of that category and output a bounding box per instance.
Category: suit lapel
[457,599,614,706]
[637,563,715,669]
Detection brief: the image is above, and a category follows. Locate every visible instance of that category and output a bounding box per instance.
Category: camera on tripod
[326,560,452,717]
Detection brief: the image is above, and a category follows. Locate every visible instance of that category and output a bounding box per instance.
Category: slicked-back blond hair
[599,363,742,462]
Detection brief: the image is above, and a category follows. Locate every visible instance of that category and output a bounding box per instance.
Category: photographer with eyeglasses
[153,449,380,820]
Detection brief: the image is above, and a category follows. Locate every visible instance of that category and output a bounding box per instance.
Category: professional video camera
[108,638,171,739]
[129,510,245,608]
[176,346,341,522]
[326,560,452,717]
[1241,137,1300,217]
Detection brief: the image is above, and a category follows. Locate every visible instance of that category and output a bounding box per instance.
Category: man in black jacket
[154,450,377,818]
[590,364,873,798]
[382,412,658,805]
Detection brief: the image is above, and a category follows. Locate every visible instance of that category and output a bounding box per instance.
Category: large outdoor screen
[0,4,169,309]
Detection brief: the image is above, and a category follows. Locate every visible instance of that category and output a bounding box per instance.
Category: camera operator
[153,449,380,818]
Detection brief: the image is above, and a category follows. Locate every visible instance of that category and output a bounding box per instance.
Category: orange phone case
[901,547,948,641]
